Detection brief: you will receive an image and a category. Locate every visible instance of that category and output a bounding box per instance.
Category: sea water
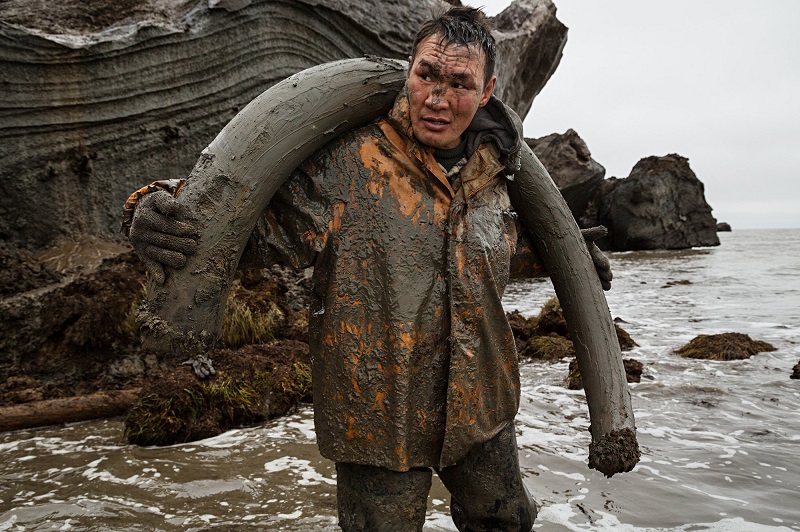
[1,229,798,531]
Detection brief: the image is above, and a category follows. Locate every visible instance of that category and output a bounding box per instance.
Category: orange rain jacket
[243,92,544,470]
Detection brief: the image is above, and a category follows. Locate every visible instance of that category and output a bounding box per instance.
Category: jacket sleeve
[509,222,548,279]
[238,165,329,271]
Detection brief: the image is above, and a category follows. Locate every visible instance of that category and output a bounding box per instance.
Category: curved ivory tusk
[507,141,640,477]
[138,57,407,354]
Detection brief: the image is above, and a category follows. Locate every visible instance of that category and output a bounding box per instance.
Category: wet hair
[410,6,496,86]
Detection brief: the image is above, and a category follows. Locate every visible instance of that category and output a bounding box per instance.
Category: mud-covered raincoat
[242,92,543,471]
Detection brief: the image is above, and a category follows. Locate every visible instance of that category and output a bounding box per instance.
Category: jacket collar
[383,89,514,200]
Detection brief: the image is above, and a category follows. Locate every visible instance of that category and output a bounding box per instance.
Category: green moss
[124,393,184,447]
[124,373,270,446]
[220,297,284,348]
[120,282,147,338]
[291,361,313,402]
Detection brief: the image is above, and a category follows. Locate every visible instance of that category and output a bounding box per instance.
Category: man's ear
[479,76,496,107]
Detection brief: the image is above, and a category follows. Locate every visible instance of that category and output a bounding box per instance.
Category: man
[126,7,611,531]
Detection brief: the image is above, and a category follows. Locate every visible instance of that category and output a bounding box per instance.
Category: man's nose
[425,84,448,109]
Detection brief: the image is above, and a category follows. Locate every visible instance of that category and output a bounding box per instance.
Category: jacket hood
[465,95,519,158]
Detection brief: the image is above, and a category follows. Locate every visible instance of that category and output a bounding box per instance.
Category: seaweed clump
[124,340,311,446]
[675,333,776,361]
[520,335,574,362]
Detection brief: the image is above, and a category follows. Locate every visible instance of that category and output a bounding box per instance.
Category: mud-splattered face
[407,35,496,150]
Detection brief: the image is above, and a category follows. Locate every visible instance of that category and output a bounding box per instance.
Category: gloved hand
[581,226,613,291]
[129,190,198,284]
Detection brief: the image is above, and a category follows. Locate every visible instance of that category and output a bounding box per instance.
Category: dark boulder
[717,222,732,232]
[567,357,643,389]
[593,154,720,251]
[791,361,800,379]
[507,309,538,343]
[508,297,636,366]
[526,129,605,219]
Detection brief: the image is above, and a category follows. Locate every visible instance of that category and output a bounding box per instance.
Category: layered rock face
[0,0,567,250]
[594,154,720,250]
[526,128,605,219]
[0,0,569,403]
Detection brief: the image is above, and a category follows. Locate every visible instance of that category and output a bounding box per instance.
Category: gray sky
[466,0,800,229]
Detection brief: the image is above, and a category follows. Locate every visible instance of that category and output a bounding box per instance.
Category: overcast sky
[465,0,799,229]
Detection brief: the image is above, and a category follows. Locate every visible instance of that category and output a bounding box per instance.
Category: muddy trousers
[336,422,536,532]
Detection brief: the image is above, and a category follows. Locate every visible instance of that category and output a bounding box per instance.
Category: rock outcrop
[0,0,567,251]
[526,131,720,252]
[717,222,732,232]
[586,154,720,251]
[526,129,605,219]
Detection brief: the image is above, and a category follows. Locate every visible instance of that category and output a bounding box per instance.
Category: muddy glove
[129,190,198,285]
[182,354,216,379]
[581,226,613,291]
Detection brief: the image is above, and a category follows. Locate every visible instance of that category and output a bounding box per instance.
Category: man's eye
[421,74,432,81]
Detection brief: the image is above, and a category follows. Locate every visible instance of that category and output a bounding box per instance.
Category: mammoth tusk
[507,140,640,477]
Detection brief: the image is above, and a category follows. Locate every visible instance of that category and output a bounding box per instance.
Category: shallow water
[2,229,799,531]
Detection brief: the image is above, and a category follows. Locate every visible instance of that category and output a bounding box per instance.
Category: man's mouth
[423,117,450,131]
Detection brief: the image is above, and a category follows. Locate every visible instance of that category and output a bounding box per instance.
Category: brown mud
[0,244,150,406]
[587,427,640,478]
[0,245,310,419]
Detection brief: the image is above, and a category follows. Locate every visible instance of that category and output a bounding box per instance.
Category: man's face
[407,34,497,150]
